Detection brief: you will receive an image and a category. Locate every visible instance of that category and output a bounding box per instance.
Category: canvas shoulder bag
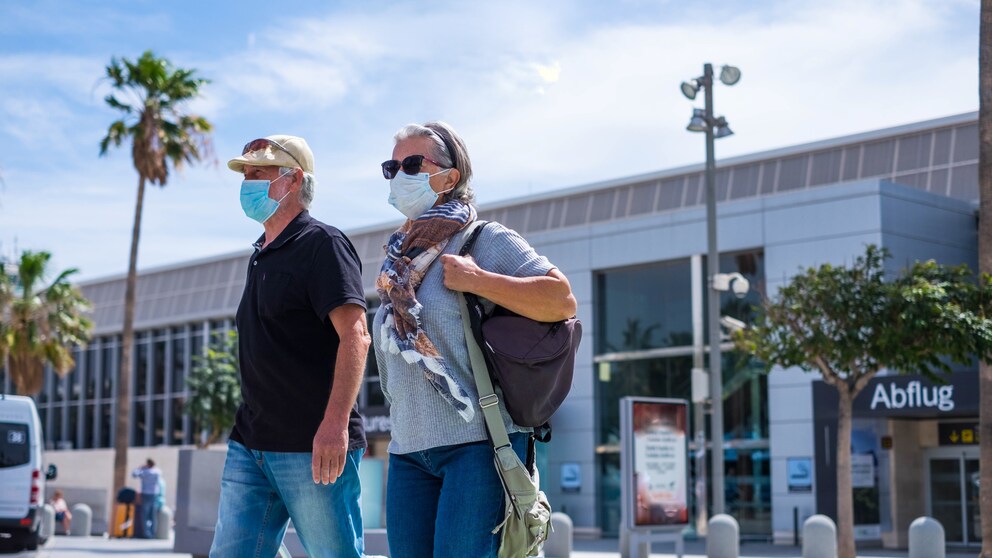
[456,221,553,557]
[457,221,582,437]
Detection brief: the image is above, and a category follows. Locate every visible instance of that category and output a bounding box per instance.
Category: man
[130,458,162,539]
[209,136,370,558]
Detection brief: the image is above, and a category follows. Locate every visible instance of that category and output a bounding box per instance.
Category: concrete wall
[44,444,216,534]
[885,420,925,548]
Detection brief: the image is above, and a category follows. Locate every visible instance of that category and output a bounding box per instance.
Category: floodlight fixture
[719,65,741,86]
[686,109,708,132]
[681,79,700,100]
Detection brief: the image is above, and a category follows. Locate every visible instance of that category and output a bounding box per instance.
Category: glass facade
[20,311,387,451]
[17,319,214,450]
[593,250,770,537]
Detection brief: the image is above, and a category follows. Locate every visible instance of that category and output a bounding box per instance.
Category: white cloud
[0,0,981,281]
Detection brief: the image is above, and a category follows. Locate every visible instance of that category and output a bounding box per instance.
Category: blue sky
[0,0,981,280]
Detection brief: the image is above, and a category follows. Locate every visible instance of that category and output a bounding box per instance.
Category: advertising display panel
[621,397,690,530]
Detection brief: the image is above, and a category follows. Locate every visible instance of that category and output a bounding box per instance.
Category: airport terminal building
[17,112,982,548]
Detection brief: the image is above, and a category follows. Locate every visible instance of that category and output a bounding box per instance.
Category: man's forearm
[322,330,370,425]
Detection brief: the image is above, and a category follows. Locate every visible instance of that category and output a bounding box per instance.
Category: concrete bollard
[69,503,92,536]
[802,515,837,558]
[40,504,56,540]
[707,514,739,558]
[908,516,944,558]
[155,505,173,540]
[544,512,573,557]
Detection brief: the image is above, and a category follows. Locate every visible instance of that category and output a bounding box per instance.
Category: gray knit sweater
[373,222,554,454]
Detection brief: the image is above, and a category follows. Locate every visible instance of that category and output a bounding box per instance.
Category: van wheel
[24,526,39,550]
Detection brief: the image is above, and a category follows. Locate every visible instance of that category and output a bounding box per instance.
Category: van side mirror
[45,464,57,481]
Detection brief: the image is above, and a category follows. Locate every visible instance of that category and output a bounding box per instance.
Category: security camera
[712,272,750,299]
[719,316,747,333]
[731,276,750,299]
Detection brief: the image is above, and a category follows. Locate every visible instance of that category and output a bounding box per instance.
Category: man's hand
[311,418,349,485]
[440,254,484,293]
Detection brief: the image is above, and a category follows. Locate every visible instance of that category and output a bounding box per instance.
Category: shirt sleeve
[308,233,367,322]
[473,222,554,278]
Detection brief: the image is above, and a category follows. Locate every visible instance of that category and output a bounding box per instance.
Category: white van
[0,395,56,551]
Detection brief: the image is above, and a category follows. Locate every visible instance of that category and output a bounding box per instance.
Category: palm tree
[99,50,212,501]
[0,251,92,395]
[978,1,992,553]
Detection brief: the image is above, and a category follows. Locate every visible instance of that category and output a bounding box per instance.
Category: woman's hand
[442,255,577,322]
[440,254,483,293]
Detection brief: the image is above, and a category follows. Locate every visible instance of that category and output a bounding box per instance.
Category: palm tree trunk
[113,175,145,503]
[836,386,855,558]
[980,1,992,555]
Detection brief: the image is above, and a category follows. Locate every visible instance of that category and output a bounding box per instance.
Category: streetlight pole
[701,62,726,517]
[683,62,740,517]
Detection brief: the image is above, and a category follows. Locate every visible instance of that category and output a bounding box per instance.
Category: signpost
[620,397,689,558]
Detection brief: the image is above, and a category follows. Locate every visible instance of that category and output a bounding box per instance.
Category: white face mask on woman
[388,169,453,220]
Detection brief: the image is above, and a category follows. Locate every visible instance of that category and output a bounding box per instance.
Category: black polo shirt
[231,210,367,452]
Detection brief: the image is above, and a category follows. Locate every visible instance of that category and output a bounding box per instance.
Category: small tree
[185,330,241,448]
[0,251,93,395]
[736,245,992,558]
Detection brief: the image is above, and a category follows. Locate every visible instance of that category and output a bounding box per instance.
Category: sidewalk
[19,534,979,558]
[572,537,977,558]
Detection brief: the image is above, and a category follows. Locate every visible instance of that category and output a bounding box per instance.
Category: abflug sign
[852,372,978,418]
[868,381,955,412]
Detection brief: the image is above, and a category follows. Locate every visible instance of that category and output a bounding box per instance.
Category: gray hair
[394,121,475,205]
[299,171,316,208]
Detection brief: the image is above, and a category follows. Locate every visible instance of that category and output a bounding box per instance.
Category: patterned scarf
[376,200,477,422]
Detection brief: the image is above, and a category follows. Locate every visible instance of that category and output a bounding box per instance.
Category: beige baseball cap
[227,135,315,174]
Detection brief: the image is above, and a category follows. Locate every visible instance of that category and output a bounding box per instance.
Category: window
[0,423,30,468]
[595,259,692,354]
[135,341,149,398]
[153,340,167,396]
[594,250,769,536]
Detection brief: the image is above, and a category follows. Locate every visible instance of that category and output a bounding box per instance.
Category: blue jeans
[209,440,365,558]
[139,494,157,539]
[386,433,529,558]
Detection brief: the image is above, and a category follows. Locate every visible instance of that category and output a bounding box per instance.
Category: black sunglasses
[242,138,305,171]
[381,154,448,179]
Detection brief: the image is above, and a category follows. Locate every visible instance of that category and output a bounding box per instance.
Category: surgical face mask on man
[388,169,453,220]
[240,168,293,224]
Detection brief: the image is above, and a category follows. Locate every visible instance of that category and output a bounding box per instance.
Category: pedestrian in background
[131,458,162,539]
[50,489,72,534]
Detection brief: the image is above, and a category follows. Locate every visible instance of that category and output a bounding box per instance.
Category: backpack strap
[458,220,489,257]
[456,220,515,454]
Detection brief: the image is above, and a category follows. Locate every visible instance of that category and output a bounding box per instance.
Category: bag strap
[456,220,514,453]
[458,219,551,471]
[458,219,489,257]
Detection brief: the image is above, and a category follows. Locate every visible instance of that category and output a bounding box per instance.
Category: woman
[373,121,576,557]
[51,489,72,534]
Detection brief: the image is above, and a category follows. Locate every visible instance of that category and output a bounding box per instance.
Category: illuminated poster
[629,399,689,527]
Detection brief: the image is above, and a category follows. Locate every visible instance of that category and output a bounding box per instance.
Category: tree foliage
[186,330,241,448]
[735,244,992,558]
[0,251,93,395]
[100,50,213,183]
[738,245,992,390]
